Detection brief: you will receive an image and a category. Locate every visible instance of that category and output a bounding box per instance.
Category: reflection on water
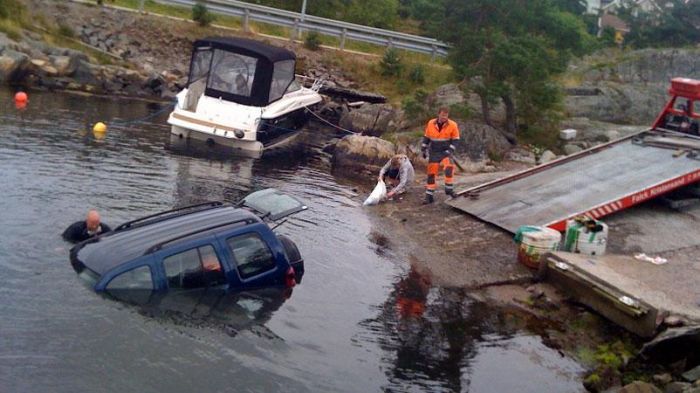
[0,88,584,393]
[363,265,585,393]
[109,287,292,339]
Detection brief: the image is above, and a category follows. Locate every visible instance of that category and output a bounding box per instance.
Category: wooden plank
[448,141,700,232]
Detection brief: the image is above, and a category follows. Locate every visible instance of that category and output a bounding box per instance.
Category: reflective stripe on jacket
[421,119,460,161]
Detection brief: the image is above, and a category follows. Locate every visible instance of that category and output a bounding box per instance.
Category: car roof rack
[115,201,226,232]
[144,218,255,254]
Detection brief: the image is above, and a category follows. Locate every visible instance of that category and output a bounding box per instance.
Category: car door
[158,240,229,291]
[223,229,284,289]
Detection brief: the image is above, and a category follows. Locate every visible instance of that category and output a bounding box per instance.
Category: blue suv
[70,189,306,293]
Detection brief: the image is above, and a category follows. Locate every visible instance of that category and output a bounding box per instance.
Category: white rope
[304,106,360,134]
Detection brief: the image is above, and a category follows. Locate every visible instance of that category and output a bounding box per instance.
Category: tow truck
[447,77,700,233]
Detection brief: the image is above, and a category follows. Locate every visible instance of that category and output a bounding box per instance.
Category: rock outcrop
[566,48,700,124]
[338,103,397,137]
[456,120,512,161]
[331,134,396,177]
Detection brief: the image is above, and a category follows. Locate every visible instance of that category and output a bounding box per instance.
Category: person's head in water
[86,210,102,235]
[437,107,449,125]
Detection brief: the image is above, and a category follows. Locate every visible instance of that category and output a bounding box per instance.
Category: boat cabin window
[189,47,213,84]
[287,79,302,94]
[207,49,258,97]
[269,60,295,102]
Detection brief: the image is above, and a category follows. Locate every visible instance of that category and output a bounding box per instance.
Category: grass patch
[113,0,191,19]
[0,18,21,40]
[326,52,452,105]
[109,0,444,65]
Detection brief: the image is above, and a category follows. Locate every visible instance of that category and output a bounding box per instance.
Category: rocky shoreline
[4,2,700,392]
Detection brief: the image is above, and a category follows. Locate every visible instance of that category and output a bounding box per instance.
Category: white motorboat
[168,37,323,156]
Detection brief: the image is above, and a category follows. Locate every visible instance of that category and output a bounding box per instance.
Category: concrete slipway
[447,132,700,337]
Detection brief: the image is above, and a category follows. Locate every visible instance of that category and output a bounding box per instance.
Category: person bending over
[378,154,415,200]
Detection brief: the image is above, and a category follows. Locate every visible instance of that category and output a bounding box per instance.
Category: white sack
[363,180,387,206]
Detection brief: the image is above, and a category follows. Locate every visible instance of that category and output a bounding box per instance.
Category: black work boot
[422,194,434,204]
[445,188,454,197]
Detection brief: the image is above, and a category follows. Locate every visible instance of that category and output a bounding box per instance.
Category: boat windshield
[269,60,295,102]
[207,49,258,97]
[189,47,213,84]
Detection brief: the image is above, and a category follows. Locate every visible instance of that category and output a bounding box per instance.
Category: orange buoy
[14,91,28,105]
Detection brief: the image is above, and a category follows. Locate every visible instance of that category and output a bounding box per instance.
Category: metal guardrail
[153,0,450,59]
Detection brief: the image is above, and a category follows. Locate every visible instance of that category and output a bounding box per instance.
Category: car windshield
[241,189,306,221]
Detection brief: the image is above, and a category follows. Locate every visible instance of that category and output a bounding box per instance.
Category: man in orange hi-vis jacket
[421,107,460,204]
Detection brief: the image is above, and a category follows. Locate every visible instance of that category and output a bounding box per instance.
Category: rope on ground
[110,101,176,127]
[304,107,359,134]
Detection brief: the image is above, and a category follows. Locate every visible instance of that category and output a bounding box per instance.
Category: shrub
[192,2,215,27]
[401,89,430,123]
[408,64,425,84]
[0,0,23,19]
[57,23,74,38]
[448,102,471,120]
[304,30,321,51]
[379,47,403,77]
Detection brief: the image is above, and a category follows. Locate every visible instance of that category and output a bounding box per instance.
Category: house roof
[600,13,630,32]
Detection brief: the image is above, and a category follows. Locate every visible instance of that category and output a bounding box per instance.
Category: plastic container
[563,218,608,256]
[514,226,562,269]
[559,128,577,141]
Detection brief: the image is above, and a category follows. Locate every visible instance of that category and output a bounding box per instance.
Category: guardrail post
[431,44,437,62]
[387,38,393,50]
[291,18,299,42]
[340,28,347,51]
[243,8,250,32]
[138,0,145,12]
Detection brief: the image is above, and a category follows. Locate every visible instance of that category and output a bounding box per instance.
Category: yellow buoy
[92,122,107,133]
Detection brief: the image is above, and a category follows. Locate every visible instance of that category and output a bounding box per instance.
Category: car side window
[106,265,153,290]
[227,233,276,279]
[163,245,226,289]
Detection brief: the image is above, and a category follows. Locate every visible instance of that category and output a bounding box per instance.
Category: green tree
[618,0,700,48]
[433,0,593,143]
[345,0,398,28]
[379,47,403,76]
[553,0,587,15]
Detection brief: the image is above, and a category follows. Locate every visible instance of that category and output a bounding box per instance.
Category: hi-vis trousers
[425,156,455,197]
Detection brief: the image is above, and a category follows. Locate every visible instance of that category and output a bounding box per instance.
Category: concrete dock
[543,250,700,337]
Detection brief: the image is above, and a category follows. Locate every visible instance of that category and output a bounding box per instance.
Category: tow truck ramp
[447,130,700,233]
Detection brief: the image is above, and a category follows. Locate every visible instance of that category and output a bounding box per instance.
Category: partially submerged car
[70,189,306,293]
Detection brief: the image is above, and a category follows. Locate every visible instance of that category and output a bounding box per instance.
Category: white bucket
[564,219,608,256]
[515,226,561,269]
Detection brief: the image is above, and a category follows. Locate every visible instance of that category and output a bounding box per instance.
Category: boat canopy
[188,36,297,107]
